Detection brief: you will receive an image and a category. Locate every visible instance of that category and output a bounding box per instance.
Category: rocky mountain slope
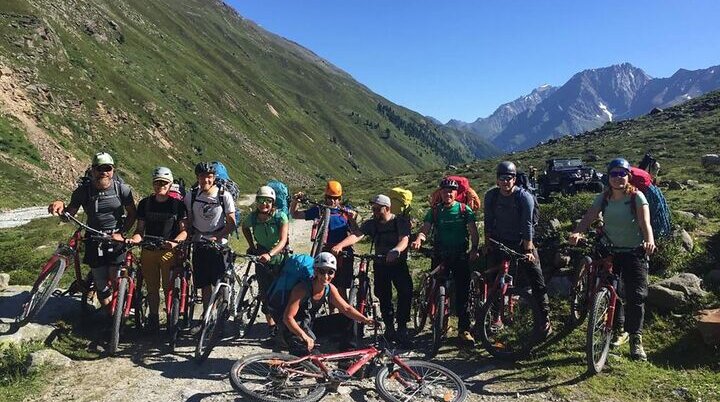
[0,0,497,208]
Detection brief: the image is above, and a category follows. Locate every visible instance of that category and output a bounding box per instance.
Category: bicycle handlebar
[297,196,356,215]
[486,238,529,261]
[62,212,108,237]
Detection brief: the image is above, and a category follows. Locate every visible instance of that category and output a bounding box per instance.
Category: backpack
[266,179,291,218]
[168,178,186,201]
[486,184,540,237]
[189,161,242,238]
[388,187,413,217]
[601,166,672,239]
[267,254,317,316]
[428,176,482,211]
[76,166,128,219]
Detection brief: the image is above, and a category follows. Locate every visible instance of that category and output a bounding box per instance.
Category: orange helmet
[325,180,343,197]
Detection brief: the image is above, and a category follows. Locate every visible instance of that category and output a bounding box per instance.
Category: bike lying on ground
[474,238,542,361]
[194,240,265,362]
[411,247,453,357]
[17,212,101,326]
[230,313,467,402]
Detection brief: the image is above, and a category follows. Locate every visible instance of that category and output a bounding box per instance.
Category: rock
[649,107,664,115]
[685,179,700,188]
[547,276,572,297]
[0,273,9,291]
[586,154,599,162]
[647,273,707,312]
[696,214,708,222]
[675,211,695,220]
[672,229,694,252]
[0,323,54,346]
[549,218,562,231]
[695,308,720,346]
[703,270,720,290]
[554,252,571,268]
[667,180,684,190]
[701,154,720,168]
[27,349,72,373]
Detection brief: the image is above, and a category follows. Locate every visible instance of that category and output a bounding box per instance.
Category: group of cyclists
[46,151,653,363]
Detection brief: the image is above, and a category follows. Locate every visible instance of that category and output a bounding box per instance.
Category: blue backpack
[211,161,242,238]
[267,179,291,218]
[267,254,316,316]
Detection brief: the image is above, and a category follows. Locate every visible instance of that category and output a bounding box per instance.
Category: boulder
[685,180,700,188]
[703,269,720,291]
[701,154,720,167]
[672,228,694,252]
[695,308,720,346]
[0,273,9,292]
[27,349,72,373]
[667,180,684,190]
[675,211,695,220]
[647,273,707,312]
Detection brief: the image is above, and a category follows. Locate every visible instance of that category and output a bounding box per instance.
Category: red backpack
[428,176,482,211]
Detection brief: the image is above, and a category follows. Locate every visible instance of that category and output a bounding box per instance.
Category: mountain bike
[576,233,645,374]
[233,254,264,339]
[17,212,102,326]
[410,247,453,357]
[299,197,355,257]
[95,235,165,355]
[166,241,197,352]
[348,252,384,345]
[195,242,258,362]
[474,238,541,361]
[230,312,467,402]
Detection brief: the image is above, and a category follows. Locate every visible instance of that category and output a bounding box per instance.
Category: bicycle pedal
[328,369,351,382]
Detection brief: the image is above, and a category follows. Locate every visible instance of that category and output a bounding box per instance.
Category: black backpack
[487,175,540,234]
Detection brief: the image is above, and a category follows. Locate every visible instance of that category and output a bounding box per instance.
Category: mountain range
[446,63,720,151]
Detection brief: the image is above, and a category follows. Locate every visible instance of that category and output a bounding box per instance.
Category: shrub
[651,236,691,275]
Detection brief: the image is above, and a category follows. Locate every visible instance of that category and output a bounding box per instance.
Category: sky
[228,1,720,123]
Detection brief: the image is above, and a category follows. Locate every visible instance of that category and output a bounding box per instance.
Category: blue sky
[228,1,720,123]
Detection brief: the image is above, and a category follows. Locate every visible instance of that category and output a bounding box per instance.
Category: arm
[329,285,373,325]
[241,226,255,251]
[331,233,363,255]
[218,211,237,239]
[129,219,145,244]
[569,205,602,245]
[468,219,480,261]
[113,203,137,242]
[267,221,289,257]
[411,221,432,250]
[282,285,314,351]
[290,192,306,219]
[171,219,188,245]
[636,202,656,255]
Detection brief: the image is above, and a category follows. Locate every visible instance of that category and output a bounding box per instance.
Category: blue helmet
[607,158,630,173]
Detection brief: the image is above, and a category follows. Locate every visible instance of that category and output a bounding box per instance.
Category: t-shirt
[304,205,353,245]
[484,187,535,242]
[184,187,235,240]
[68,180,134,231]
[242,210,289,251]
[137,196,187,239]
[360,215,410,256]
[423,202,476,251]
[592,192,648,250]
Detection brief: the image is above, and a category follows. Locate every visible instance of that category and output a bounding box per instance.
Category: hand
[364,317,375,326]
[568,232,582,246]
[524,251,536,263]
[259,253,271,263]
[48,201,65,216]
[125,237,136,245]
[111,233,125,243]
[469,249,480,262]
[330,245,343,256]
[348,210,358,220]
[293,192,305,201]
[410,239,422,250]
[643,240,656,255]
[304,335,315,352]
[163,240,176,250]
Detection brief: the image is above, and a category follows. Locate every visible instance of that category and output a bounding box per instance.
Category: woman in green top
[569,158,656,362]
[241,185,289,336]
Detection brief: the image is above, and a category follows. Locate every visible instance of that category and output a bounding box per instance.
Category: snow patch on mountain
[598,102,613,121]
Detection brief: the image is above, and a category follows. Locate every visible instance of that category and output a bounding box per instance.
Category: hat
[370,194,391,208]
[92,152,114,166]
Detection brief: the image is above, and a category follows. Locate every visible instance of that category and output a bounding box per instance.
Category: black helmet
[194,162,216,175]
[496,161,517,176]
[439,177,459,190]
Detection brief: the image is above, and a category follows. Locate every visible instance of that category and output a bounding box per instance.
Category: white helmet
[152,166,173,183]
[313,252,337,270]
[256,185,276,201]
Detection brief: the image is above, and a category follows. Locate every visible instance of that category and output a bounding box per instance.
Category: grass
[0,342,45,401]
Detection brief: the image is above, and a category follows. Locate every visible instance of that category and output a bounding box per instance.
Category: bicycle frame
[110,247,141,318]
[586,253,619,332]
[167,243,193,316]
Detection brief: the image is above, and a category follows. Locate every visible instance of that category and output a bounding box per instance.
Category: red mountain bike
[411,247,453,357]
[348,252,383,345]
[17,212,101,326]
[474,238,541,361]
[166,241,197,352]
[230,315,467,402]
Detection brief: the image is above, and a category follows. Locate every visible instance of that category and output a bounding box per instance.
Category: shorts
[323,245,353,289]
[192,245,226,288]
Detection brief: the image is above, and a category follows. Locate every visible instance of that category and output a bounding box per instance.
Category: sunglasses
[94,164,113,172]
[317,268,336,276]
[325,195,341,201]
[497,175,515,182]
[370,203,386,209]
[257,197,274,204]
[609,170,629,178]
[153,180,171,186]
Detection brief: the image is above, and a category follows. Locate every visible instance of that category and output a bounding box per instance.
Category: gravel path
[0,206,50,229]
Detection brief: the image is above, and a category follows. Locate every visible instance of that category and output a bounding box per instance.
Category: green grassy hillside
[0,0,498,208]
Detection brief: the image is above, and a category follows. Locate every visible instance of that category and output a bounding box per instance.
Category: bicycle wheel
[235,275,261,338]
[568,256,591,326]
[466,271,485,328]
[168,277,181,351]
[310,208,330,257]
[182,274,196,329]
[586,287,612,374]
[133,274,149,331]
[18,257,66,325]
[477,287,540,361]
[348,282,371,345]
[375,359,468,402]
[230,352,326,402]
[195,285,228,362]
[430,285,446,357]
[109,277,129,355]
[80,271,97,315]
[412,276,429,334]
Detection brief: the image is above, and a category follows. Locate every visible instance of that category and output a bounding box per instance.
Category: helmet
[256,185,276,201]
[92,152,114,166]
[152,166,173,183]
[439,177,459,190]
[194,162,216,175]
[607,158,631,173]
[313,252,337,270]
[496,161,517,176]
[325,180,343,197]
